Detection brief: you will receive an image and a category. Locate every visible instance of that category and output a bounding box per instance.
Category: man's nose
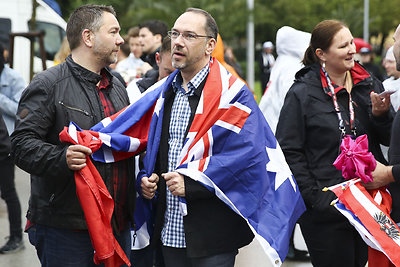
[116,33,124,45]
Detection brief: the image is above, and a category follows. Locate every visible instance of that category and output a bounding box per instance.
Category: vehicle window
[0,18,11,48]
[28,20,65,61]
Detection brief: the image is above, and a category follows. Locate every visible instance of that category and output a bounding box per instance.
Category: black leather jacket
[11,56,134,230]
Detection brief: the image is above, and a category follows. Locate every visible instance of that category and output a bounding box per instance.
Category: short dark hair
[139,20,168,39]
[185,8,218,40]
[127,26,140,38]
[303,20,347,66]
[66,4,116,50]
[120,35,130,57]
[160,36,171,55]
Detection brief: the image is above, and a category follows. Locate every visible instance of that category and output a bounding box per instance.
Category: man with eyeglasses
[140,7,254,267]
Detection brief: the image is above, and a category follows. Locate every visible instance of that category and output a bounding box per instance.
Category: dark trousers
[28,224,131,267]
[131,244,165,267]
[0,158,22,239]
[162,246,237,267]
[299,209,368,267]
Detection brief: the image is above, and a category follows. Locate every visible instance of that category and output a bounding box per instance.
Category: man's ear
[155,52,161,66]
[205,38,216,56]
[155,34,162,45]
[82,29,94,48]
[315,48,325,62]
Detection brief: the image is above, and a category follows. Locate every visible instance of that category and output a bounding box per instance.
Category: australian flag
[62,58,306,266]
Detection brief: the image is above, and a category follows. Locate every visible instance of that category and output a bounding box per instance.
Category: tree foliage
[57,0,400,59]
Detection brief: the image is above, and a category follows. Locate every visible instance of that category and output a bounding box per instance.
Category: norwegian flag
[326,178,400,265]
[61,58,305,266]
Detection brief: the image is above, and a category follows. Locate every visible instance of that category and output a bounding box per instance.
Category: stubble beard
[172,60,186,70]
[93,41,118,66]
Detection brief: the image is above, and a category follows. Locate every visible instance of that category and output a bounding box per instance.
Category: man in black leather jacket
[11,4,134,266]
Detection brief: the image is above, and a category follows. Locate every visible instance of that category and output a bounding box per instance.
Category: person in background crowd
[53,36,70,65]
[114,35,131,68]
[382,46,400,111]
[126,36,175,103]
[139,20,168,70]
[258,41,275,94]
[116,27,149,83]
[259,26,311,133]
[0,43,25,254]
[359,46,385,81]
[10,4,135,266]
[211,34,245,84]
[276,19,393,267]
[224,45,244,79]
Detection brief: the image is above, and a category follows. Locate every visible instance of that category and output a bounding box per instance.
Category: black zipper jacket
[11,56,135,231]
[276,62,394,217]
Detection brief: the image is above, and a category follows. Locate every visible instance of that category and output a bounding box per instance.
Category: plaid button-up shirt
[97,71,129,232]
[161,63,210,248]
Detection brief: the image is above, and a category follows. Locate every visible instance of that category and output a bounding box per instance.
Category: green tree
[56,0,400,70]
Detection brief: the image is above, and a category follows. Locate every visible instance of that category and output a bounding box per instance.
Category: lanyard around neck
[321,66,356,136]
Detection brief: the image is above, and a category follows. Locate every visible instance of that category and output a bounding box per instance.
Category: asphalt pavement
[0,167,312,267]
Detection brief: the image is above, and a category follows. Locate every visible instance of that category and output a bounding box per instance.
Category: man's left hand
[163,172,185,196]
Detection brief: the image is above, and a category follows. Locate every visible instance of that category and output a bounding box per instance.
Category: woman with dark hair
[276,20,394,266]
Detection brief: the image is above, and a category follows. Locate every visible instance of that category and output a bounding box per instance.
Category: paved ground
[0,167,312,267]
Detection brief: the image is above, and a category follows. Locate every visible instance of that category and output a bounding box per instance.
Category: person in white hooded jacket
[383,46,400,111]
[258,26,310,133]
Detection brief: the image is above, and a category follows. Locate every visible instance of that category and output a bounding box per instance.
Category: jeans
[0,158,22,239]
[162,246,237,267]
[28,224,131,267]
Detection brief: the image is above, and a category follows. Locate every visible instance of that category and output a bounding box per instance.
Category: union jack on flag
[62,58,306,266]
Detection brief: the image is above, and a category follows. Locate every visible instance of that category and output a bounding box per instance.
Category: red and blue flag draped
[137,59,305,265]
[61,59,305,266]
[58,78,170,266]
[326,179,400,266]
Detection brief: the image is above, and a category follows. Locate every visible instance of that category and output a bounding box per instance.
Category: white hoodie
[259,26,311,133]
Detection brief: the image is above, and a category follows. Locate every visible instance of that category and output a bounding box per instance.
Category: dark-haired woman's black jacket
[276,62,394,217]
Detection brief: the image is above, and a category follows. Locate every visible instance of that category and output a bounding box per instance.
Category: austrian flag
[326,179,400,265]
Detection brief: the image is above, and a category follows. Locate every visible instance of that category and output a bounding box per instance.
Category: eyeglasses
[168,30,213,41]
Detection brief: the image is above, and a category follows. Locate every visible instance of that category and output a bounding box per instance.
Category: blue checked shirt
[161,63,210,248]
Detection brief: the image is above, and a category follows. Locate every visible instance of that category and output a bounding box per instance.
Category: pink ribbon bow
[333,134,376,183]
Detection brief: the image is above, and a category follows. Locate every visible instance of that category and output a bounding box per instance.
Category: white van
[0,0,67,83]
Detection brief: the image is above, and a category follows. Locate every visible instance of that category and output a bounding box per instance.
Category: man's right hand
[66,145,92,171]
[141,173,159,199]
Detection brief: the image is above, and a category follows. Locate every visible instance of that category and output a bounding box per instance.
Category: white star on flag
[154,97,164,117]
[266,144,297,191]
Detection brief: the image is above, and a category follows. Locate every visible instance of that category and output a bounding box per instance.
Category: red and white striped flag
[326,178,400,265]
